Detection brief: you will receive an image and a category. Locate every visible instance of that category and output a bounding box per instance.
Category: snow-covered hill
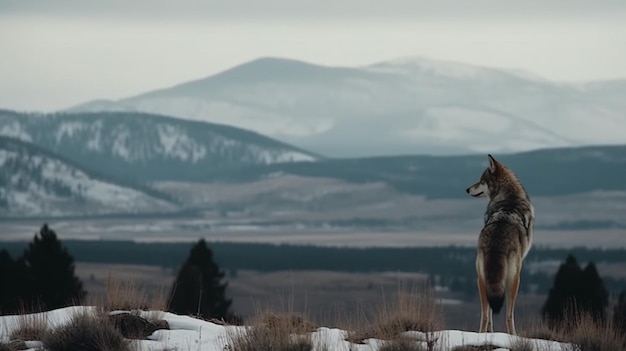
[67,56,626,157]
[0,137,175,217]
[0,110,318,182]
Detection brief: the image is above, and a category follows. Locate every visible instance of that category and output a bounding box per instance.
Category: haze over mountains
[1,56,625,225]
[68,57,626,157]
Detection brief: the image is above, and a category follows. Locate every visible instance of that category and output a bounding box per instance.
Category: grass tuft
[347,284,442,343]
[521,309,626,351]
[509,337,535,351]
[227,311,315,351]
[42,309,131,351]
[557,312,625,351]
[379,337,426,351]
[96,273,167,316]
[8,311,48,341]
[450,345,498,351]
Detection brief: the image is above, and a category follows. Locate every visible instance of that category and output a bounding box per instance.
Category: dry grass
[555,313,626,351]
[94,273,168,315]
[508,337,536,351]
[8,310,49,341]
[379,337,426,351]
[450,346,498,351]
[346,284,443,344]
[42,309,131,351]
[227,311,316,351]
[521,310,626,351]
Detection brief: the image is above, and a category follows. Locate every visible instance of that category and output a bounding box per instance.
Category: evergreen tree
[0,250,40,313]
[169,239,232,320]
[22,224,85,310]
[580,262,608,323]
[542,254,581,326]
[0,250,18,313]
[542,254,608,328]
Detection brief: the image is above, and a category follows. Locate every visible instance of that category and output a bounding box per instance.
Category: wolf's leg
[477,275,492,332]
[506,263,521,335]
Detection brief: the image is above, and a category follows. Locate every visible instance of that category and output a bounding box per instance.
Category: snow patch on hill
[0,143,174,217]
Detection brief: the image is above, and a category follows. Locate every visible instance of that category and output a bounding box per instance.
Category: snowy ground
[0,306,574,351]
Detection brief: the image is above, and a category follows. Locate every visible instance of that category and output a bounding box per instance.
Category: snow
[131,97,334,138]
[112,126,132,160]
[85,120,104,151]
[397,106,566,153]
[0,148,173,217]
[0,121,32,142]
[0,307,574,351]
[157,124,207,162]
[371,56,488,79]
[55,121,86,143]
[253,149,317,164]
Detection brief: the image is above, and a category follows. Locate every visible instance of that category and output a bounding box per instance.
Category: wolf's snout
[466,187,470,194]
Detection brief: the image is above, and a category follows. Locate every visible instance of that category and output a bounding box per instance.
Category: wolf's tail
[484,254,507,314]
[487,291,505,314]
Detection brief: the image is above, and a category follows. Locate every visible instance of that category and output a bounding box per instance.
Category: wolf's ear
[487,154,498,173]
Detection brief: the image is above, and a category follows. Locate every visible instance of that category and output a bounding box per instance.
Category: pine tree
[0,250,18,313]
[580,262,608,323]
[169,239,232,320]
[542,254,581,326]
[542,254,609,328]
[22,224,85,310]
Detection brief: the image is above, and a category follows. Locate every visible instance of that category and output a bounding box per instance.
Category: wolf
[466,154,534,335]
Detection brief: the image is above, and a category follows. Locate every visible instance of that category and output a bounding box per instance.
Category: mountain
[197,144,626,199]
[0,110,319,182]
[0,136,175,218]
[67,57,626,157]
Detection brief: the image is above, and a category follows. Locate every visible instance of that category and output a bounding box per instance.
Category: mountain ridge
[0,136,176,217]
[0,109,320,182]
[197,143,626,199]
[65,56,626,157]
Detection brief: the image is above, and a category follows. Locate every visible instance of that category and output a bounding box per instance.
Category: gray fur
[466,154,534,335]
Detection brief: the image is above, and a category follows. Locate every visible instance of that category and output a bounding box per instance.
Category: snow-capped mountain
[67,56,626,157]
[0,136,175,217]
[0,110,319,181]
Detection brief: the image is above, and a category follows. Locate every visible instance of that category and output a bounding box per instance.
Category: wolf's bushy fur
[467,154,534,335]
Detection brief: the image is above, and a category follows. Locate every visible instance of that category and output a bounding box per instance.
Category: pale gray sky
[2,0,626,111]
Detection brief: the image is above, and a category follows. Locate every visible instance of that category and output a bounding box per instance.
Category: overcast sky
[2,0,626,111]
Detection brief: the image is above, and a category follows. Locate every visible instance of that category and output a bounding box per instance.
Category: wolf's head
[466,154,503,199]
